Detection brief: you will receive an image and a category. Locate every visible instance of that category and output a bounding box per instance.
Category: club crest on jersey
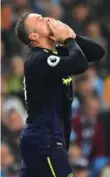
[47,55,60,67]
[62,76,72,85]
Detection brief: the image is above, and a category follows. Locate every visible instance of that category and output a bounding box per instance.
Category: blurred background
[1,0,110,177]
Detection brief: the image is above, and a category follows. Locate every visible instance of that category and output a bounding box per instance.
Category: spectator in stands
[1,109,23,163]
[70,3,89,35]
[74,75,93,104]
[1,143,15,174]
[47,4,63,20]
[2,109,23,131]
[71,75,96,118]
[71,95,105,161]
[5,55,24,94]
[1,109,23,139]
[71,157,89,177]
[85,65,104,98]
[1,74,27,123]
[1,4,13,31]
[85,21,108,68]
[1,3,22,57]
[68,142,82,162]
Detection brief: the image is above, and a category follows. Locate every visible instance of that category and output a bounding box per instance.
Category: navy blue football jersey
[23,36,104,149]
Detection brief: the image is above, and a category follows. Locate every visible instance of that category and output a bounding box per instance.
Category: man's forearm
[76,35,105,62]
[63,37,88,75]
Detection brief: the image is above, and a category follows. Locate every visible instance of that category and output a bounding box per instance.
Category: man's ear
[29,33,39,41]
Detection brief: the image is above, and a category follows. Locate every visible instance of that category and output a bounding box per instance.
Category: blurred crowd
[1,0,110,177]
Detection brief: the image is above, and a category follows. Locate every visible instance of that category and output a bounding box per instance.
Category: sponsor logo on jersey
[62,76,72,85]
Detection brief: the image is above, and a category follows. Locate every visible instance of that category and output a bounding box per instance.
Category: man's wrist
[64,37,75,45]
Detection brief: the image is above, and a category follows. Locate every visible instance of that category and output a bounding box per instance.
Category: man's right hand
[48,19,76,44]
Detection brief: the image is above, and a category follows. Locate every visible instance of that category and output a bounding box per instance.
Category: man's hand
[48,19,76,43]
